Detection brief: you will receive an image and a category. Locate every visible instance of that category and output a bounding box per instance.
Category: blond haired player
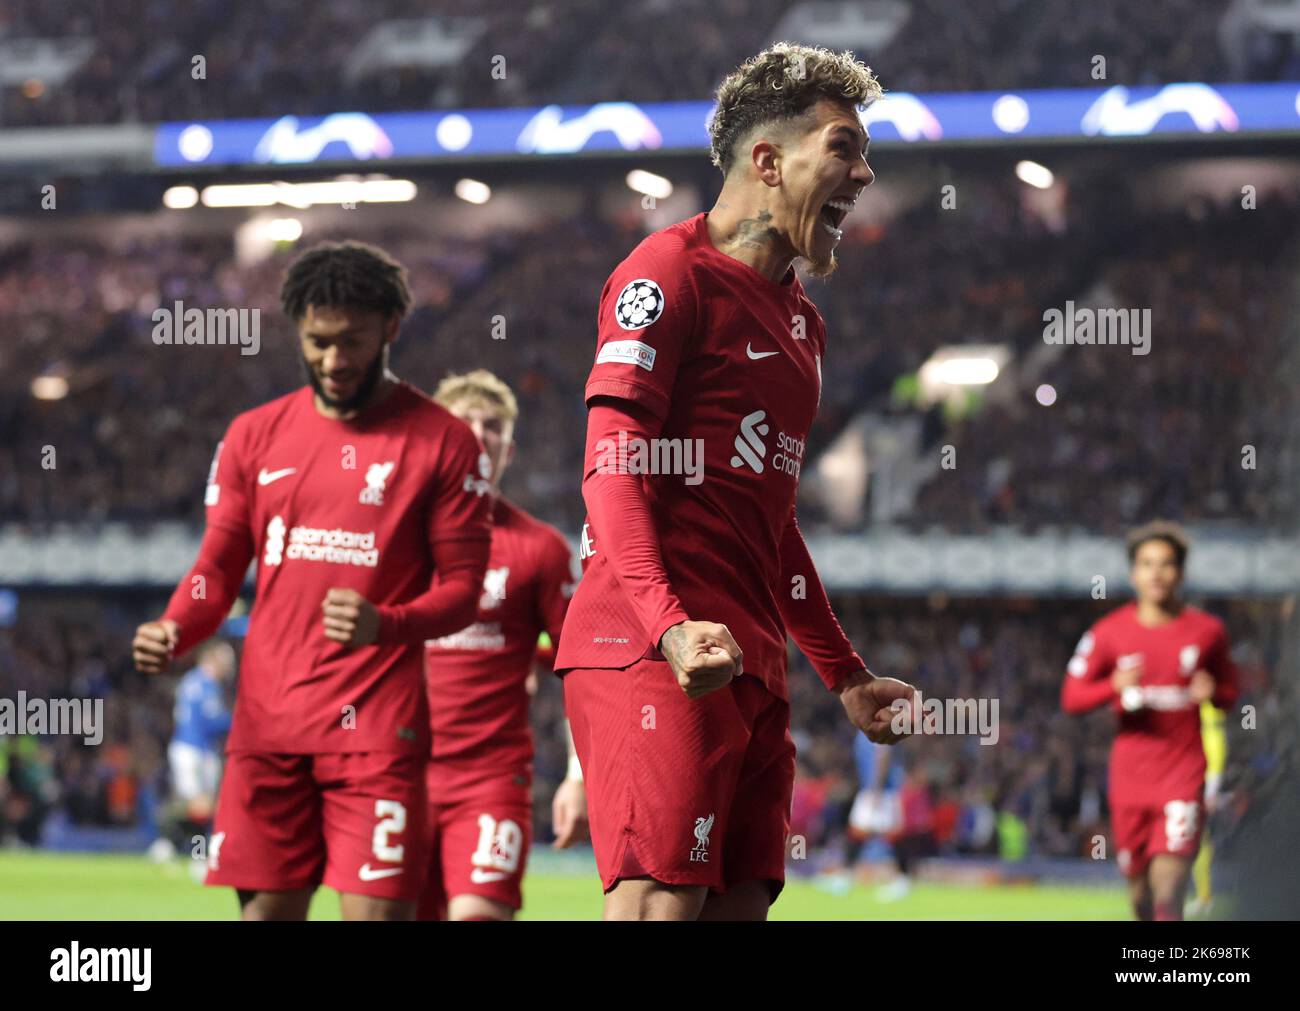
[418,370,587,920]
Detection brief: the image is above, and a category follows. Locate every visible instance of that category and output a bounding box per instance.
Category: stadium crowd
[0,598,170,846]
[2,181,1295,535]
[0,227,502,525]
[0,0,1289,128]
[908,195,1300,532]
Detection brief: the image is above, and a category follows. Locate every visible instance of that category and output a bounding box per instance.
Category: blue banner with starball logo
[154,82,1300,167]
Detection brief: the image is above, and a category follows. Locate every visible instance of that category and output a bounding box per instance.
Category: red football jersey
[1063,602,1239,806]
[204,382,493,754]
[554,212,830,700]
[423,496,574,799]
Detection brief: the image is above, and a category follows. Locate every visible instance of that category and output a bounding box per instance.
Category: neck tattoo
[724,210,779,254]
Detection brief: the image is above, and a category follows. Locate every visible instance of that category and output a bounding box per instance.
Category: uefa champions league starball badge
[614,279,664,330]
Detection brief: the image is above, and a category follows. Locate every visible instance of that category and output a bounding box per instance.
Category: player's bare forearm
[562,718,580,770]
[551,777,589,848]
[659,623,690,668]
[551,722,587,848]
[838,669,917,745]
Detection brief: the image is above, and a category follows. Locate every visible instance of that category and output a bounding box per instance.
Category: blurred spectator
[0,1,1256,129]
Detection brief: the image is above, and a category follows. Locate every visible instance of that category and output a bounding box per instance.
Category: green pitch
[0,851,1131,920]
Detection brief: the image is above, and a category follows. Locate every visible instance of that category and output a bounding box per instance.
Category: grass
[0,850,1131,920]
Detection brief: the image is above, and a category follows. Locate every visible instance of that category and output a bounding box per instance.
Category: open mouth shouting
[819,196,856,241]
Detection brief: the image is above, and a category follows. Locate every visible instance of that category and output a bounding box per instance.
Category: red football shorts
[205,751,428,901]
[1111,797,1204,878]
[564,661,795,899]
[417,773,533,920]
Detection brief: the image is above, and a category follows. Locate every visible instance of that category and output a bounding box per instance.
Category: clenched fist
[321,588,379,647]
[838,669,918,745]
[659,620,743,699]
[133,618,180,674]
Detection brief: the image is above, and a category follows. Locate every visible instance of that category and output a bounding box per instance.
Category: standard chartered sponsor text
[287,525,379,567]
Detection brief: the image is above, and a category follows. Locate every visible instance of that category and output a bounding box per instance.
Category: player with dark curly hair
[132,241,492,920]
[556,44,917,921]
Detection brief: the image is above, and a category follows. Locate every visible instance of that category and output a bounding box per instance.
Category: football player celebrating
[419,369,586,921]
[1062,521,1239,921]
[132,241,492,921]
[555,43,917,921]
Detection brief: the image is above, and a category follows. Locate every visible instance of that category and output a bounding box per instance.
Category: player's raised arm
[133,432,255,674]
[775,506,915,743]
[1060,625,1123,714]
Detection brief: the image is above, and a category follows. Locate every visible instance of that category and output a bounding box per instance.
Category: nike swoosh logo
[358,863,404,881]
[258,467,297,486]
[746,343,779,360]
[469,868,509,884]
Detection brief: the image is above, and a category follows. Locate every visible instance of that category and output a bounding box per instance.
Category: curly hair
[279,240,413,322]
[709,43,883,176]
[1126,519,1190,569]
[433,368,519,423]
